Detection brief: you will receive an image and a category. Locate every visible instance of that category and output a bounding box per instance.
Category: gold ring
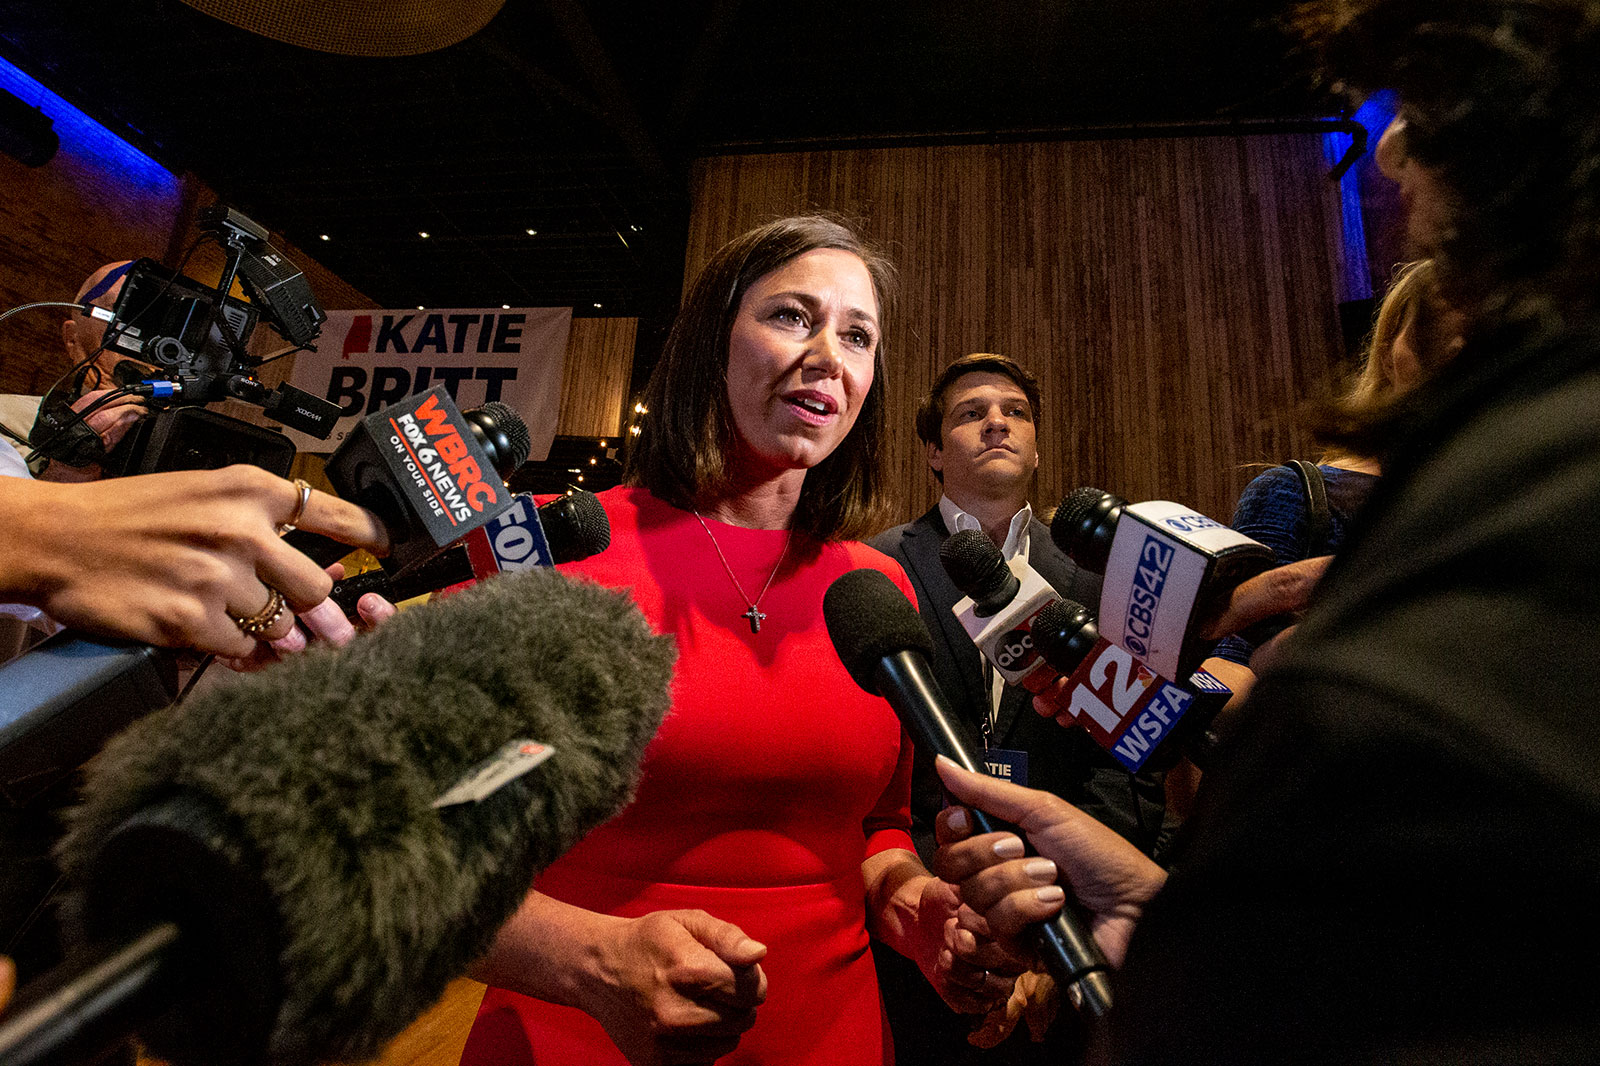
[230,586,286,636]
[278,478,313,535]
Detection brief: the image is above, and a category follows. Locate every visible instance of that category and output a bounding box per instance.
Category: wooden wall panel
[688,135,1350,530]
[557,316,636,439]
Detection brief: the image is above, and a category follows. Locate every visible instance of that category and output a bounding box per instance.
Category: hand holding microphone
[1196,554,1333,668]
[0,464,388,659]
[0,394,541,803]
[282,389,528,575]
[261,392,534,651]
[932,756,1167,972]
[1051,487,1276,679]
[823,568,1115,1018]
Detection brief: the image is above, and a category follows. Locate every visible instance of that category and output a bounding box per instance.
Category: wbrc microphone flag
[283,306,572,457]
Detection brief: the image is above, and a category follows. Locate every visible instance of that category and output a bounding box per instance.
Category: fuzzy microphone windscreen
[55,566,675,1066]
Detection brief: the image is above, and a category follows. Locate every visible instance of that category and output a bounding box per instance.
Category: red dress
[460,486,919,1066]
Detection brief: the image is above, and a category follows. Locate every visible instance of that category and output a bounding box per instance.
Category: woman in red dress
[459,216,1014,1065]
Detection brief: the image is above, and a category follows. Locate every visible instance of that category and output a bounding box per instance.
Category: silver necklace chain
[692,508,793,634]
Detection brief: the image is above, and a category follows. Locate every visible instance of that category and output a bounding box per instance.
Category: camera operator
[1,216,376,657]
[0,261,153,483]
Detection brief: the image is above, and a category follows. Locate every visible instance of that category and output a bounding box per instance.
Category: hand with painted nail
[932,756,1166,968]
[1197,555,1334,672]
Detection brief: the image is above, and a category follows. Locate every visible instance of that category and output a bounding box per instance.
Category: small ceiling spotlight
[502,303,510,309]
[419,231,431,239]
[319,234,331,241]
[593,302,602,309]
[525,228,537,236]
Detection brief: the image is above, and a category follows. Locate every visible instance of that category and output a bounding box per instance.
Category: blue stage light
[1351,90,1399,142]
[0,54,176,194]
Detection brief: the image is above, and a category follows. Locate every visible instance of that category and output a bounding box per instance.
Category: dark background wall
[2,127,1362,525]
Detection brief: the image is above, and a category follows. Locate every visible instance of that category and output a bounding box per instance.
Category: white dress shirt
[938,495,1033,737]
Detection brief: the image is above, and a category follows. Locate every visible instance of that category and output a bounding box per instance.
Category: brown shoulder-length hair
[626,214,898,541]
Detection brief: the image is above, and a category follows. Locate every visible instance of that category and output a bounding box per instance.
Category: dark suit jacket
[869,505,1172,861]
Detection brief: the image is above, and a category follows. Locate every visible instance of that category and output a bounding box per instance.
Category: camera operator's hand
[36,388,148,484]
[0,465,389,658]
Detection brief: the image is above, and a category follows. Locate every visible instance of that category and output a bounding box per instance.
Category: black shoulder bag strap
[1285,459,1331,558]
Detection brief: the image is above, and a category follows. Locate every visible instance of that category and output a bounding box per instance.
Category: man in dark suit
[869,353,1171,1062]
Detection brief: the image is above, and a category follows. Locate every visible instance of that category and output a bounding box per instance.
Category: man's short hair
[914,352,1043,447]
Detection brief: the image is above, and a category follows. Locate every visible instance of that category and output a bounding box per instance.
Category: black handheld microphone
[0,567,676,1066]
[822,568,1114,1018]
[1051,488,1276,679]
[326,490,612,616]
[284,388,530,573]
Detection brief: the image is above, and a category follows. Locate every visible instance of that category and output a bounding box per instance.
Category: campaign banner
[283,307,572,458]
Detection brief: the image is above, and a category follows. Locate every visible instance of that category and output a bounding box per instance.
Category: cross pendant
[743,605,766,633]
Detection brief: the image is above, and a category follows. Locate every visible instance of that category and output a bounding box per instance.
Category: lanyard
[981,659,1000,751]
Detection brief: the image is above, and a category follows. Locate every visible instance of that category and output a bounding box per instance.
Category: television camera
[22,205,343,477]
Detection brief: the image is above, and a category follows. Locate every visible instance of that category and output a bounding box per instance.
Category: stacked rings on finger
[231,586,286,636]
[278,478,313,535]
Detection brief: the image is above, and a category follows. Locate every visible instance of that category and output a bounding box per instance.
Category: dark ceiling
[0,0,1327,325]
